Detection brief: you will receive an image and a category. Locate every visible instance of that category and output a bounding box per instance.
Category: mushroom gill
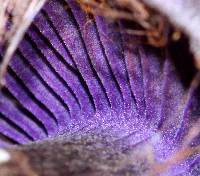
[0,0,199,175]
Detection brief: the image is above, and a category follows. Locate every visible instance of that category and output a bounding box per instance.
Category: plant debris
[78,0,182,48]
[0,0,46,85]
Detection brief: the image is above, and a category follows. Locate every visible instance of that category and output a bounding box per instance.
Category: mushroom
[0,0,199,175]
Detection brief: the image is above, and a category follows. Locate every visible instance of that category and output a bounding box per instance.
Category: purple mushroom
[0,0,199,175]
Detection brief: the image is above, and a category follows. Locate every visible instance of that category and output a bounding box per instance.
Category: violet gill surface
[0,0,199,175]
